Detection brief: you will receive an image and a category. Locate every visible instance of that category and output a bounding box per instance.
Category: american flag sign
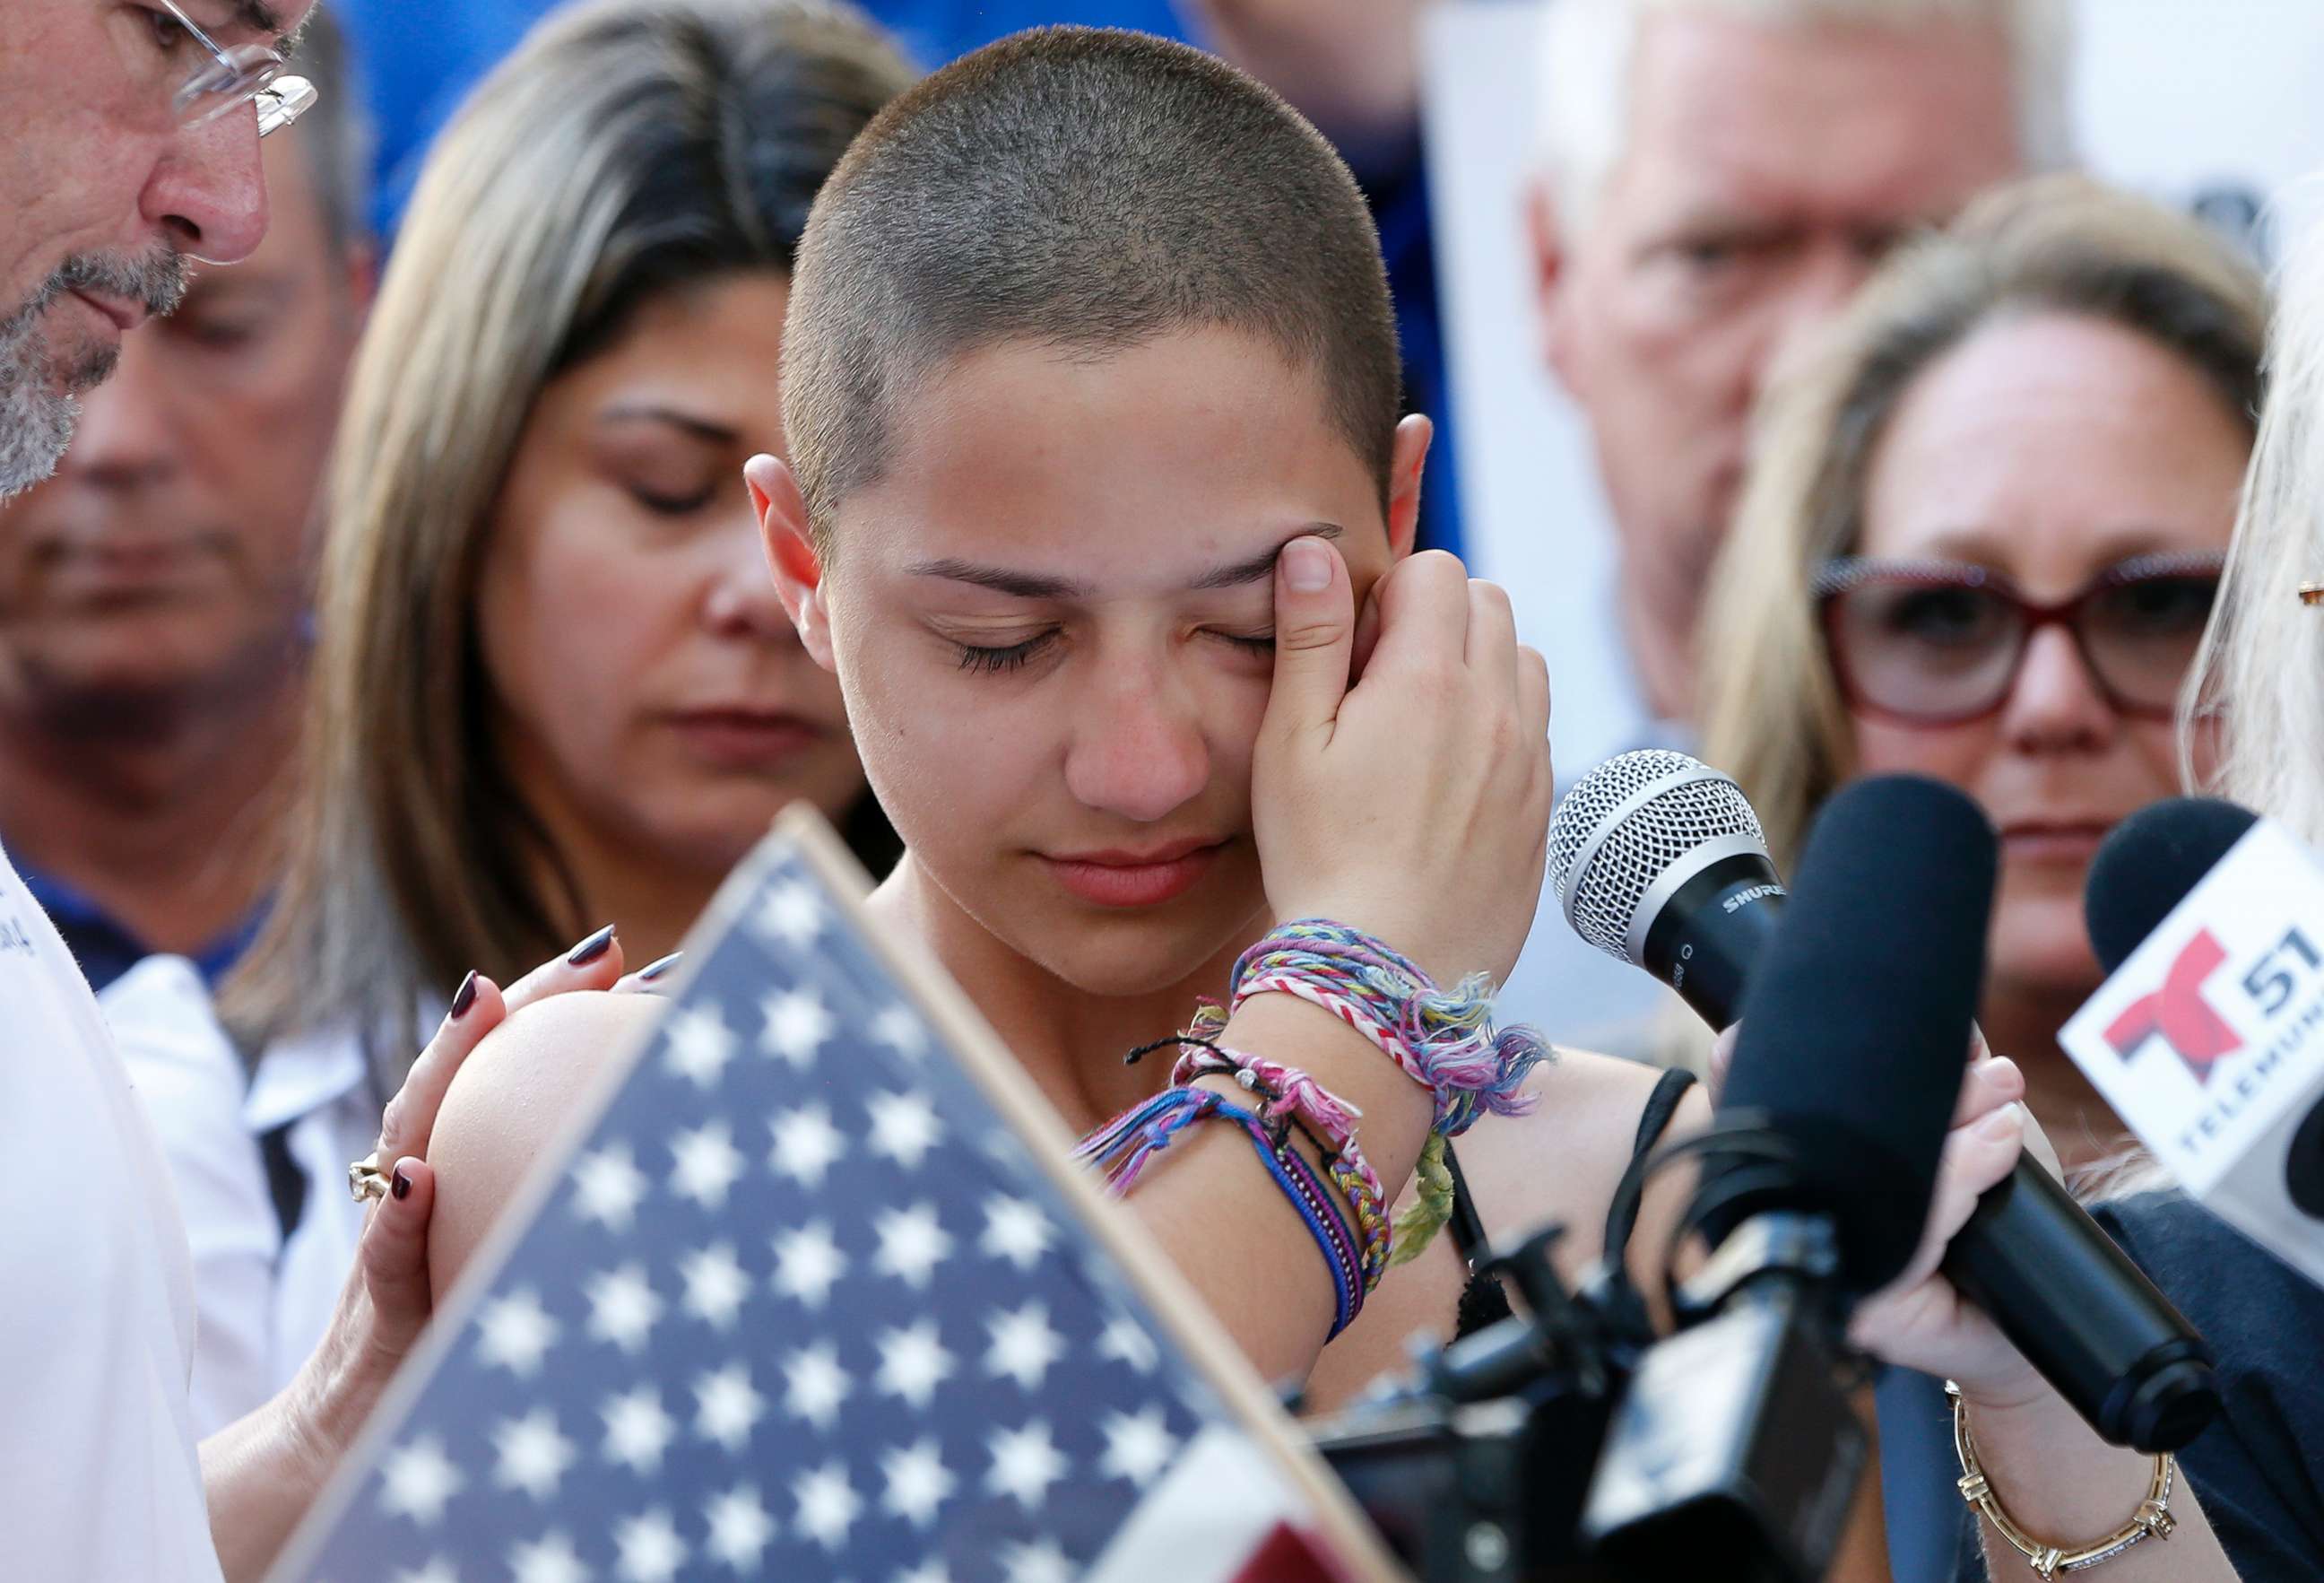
[267,808,1397,1583]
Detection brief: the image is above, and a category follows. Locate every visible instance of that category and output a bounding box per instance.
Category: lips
[1036,837,1229,909]
[1999,819,2119,865]
[66,290,145,335]
[665,709,828,770]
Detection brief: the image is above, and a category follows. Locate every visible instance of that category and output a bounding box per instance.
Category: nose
[701,508,797,643]
[60,335,182,491]
[1999,624,2117,753]
[1062,649,1211,823]
[1756,238,1880,404]
[146,106,270,265]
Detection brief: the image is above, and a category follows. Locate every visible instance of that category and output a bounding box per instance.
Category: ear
[743,453,838,671]
[1383,413,1432,561]
[1525,174,1583,396]
[343,239,380,319]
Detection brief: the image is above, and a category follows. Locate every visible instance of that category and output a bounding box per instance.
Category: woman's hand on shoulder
[1253,539,1552,986]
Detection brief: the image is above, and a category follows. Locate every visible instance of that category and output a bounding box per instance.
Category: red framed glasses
[1814,552,2226,726]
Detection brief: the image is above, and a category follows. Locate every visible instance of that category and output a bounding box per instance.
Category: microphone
[1548,751,2221,1451]
[1691,776,1995,1291]
[1584,777,1988,1579]
[2064,796,2324,1290]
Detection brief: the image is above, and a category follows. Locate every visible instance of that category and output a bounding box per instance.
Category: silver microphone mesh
[1547,749,1768,962]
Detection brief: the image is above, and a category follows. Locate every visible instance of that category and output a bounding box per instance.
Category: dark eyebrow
[906,523,1347,601]
[1187,523,1345,589]
[597,404,741,446]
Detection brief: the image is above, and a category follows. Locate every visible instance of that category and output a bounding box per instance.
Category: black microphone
[1692,776,1995,1291]
[1548,751,2222,1451]
[1585,778,1987,1579]
[2085,796,2258,972]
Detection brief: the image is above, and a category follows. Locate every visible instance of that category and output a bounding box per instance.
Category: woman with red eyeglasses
[1698,176,2288,1583]
[1700,174,2265,1179]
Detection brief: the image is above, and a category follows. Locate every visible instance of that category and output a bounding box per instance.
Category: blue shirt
[327,0,1461,556]
[14,864,263,994]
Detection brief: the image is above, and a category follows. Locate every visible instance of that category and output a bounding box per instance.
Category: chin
[980,880,1261,1002]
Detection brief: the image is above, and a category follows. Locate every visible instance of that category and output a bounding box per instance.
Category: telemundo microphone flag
[265,806,1398,1583]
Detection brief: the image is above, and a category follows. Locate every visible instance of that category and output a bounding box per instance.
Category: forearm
[1128,992,1435,1384]
[200,1384,334,1583]
[1959,1387,2240,1583]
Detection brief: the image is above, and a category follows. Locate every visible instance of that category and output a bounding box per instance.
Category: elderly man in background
[1497,0,2068,1041]
[0,5,624,1579]
[0,13,372,991]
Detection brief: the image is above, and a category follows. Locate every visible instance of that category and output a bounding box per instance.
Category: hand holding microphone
[1549,750,2219,1451]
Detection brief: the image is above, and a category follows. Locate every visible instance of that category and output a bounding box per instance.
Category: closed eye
[954,631,1059,674]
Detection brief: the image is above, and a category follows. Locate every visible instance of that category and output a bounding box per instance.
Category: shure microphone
[1548,750,2221,1452]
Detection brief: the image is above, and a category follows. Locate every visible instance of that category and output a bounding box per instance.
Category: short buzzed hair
[782,26,1401,544]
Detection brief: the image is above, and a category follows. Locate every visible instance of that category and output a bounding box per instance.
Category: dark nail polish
[449,970,480,1020]
[637,952,683,983]
[391,1169,412,1202]
[568,924,617,966]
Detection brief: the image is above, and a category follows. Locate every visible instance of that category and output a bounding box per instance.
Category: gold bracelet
[1947,1383,2177,1579]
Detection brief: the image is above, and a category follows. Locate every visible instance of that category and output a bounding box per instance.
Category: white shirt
[101,957,379,1438]
[0,841,221,1582]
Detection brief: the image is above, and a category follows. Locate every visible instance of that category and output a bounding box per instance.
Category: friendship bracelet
[1169,1043,1393,1294]
[1947,1384,2178,1578]
[1189,919,1548,1139]
[1075,1086,1370,1335]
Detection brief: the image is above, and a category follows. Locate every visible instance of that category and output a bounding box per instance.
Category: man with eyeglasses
[0,6,612,1579]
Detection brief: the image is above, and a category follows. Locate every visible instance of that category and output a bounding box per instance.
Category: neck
[548,826,727,972]
[0,655,301,959]
[1617,555,1697,726]
[868,856,1256,1135]
[1980,981,2129,1175]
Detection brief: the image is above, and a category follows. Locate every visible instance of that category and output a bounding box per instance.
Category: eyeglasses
[1814,552,2227,726]
[156,0,317,139]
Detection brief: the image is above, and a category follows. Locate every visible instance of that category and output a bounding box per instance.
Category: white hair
[2188,190,2324,841]
[1533,0,2078,235]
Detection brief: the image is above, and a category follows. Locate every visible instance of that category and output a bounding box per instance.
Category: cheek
[478,513,680,758]
[1849,716,1995,797]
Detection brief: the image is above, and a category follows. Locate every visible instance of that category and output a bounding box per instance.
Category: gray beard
[0,249,184,500]
[0,299,82,501]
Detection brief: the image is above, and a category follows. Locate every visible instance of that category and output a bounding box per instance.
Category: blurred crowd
[5,3,2323,1581]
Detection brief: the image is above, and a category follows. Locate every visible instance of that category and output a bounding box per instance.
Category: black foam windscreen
[2085,797,2259,975]
[1709,776,1998,1293]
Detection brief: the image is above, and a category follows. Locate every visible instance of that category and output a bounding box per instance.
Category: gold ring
[2300,582,2324,605]
[348,1150,392,1204]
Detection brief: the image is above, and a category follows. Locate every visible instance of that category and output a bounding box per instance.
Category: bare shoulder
[1450,1047,1713,1272]
[427,991,668,1301]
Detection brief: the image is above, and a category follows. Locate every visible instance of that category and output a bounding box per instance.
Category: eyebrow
[597,404,741,445]
[906,523,1347,601]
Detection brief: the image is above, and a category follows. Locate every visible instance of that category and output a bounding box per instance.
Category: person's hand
[1846,1051,2052,1405]
[289,929,635,1456]
[1252,541,1552,986]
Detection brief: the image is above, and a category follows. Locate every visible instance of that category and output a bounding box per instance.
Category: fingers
[1262,535,1358,744]
[376,927,629,1163]
[1706,1023,1739,1100]
[1878,1101,2027,1304]
[1950,1053,2024,1129]
[356,1155,438,1354]
[1464,577,1517,674]
[614,952,685,996]
[1519,644,1550,749]
[1361,550,1470,678]
[500,925,628,1013]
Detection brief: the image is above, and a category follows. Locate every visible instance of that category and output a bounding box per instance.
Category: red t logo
[2103,929,2242,1082]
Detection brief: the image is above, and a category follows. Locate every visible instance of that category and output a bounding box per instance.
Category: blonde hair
[222,0,912,1060]
[1533,0,2076,234]
[2188,192,2324,840]
[1699,176,2269,874]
